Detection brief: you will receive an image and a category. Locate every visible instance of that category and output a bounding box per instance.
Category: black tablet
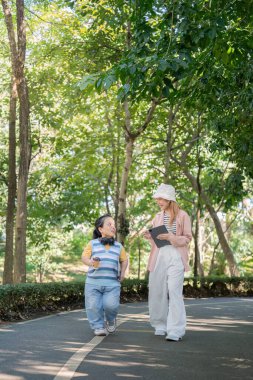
[149,225,171,248]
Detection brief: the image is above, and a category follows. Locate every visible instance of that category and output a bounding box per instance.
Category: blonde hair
[166,201,180,225]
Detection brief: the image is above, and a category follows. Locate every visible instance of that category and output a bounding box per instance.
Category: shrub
[0,276,252,321]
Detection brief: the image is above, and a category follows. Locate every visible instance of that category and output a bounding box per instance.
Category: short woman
[82,214,128,336]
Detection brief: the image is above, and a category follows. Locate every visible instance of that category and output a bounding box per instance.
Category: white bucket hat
[153,184,176,202]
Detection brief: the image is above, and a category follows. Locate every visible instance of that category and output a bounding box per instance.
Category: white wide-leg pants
[148,245,186,339]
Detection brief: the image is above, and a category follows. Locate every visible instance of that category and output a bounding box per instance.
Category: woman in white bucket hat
[143,184,192,341]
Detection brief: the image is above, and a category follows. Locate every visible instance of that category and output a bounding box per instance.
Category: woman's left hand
[157,233,170,241]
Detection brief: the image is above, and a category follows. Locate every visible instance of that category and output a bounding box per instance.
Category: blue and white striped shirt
[86,239,122,286]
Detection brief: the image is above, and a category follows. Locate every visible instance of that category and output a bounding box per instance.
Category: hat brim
[153,193,177,202]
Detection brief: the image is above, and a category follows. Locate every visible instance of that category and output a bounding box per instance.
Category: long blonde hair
[165,201,180,225]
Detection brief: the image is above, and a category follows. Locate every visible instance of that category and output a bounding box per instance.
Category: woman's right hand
[142,230,151,239]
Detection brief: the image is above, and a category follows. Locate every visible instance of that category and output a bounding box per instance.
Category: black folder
[149,225,171,248]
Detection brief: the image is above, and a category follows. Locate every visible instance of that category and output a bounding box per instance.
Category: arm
[119,246,128,282]
[119,259,128,282]
[142,230,152,242]
[82,256,93,267]
[157,212,192,247]
[142,215,158,242]
[168,213,192,247]
[81,242,95,267]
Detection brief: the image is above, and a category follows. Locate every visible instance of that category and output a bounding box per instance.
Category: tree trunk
[170,121,239,277]
[114,122,121,224]
[138,237,141,280]
[14,78,30,283]
[164,108,173,183]
[104,106,115,215]
[182,168,239,276]
[2,0,31,283]
[198,215,205,275]
[194,136,204,278]
[116,98,158,243]
[3,79,17,285]
[117,99,134,243]
[164,105,179,183]
[193,208,204,279]
[117,135,134,243]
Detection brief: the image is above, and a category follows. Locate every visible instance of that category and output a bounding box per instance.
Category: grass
[0,254,86,284]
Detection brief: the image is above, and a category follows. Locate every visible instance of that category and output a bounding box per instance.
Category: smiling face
[98,217,116,238]
[155,197,170,212]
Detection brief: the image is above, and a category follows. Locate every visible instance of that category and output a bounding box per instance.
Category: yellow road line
[53,313,148,380]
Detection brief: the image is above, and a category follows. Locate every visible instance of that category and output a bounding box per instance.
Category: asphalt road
[0,298,252,380]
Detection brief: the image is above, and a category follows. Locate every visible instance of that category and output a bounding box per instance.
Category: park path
[0,298,252,380]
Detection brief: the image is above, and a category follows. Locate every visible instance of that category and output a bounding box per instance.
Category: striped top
[163,213,176,234]
[85,239,123,286]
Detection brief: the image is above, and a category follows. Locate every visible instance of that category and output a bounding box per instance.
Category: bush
[120,278,148,302]
[183,276,253,297]
[0,282,84,321]
[0,279,149,321]
[0,276,252,321]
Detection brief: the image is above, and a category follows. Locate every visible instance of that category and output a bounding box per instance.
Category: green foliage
[63,229,90,259]
[1,276,253,321]
[0,281,84,320]
[1,0,252,283]
[184,275,253,297]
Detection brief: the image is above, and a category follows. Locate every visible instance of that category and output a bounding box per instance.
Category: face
[155,197,170,211]
[98,217,116,238]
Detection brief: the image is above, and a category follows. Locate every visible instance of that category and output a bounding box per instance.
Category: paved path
[0,298,252,380]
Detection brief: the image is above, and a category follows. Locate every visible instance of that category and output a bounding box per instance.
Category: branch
[215,161,231,213]
[209,212,239,268]
[24,5,68,27]
[128,217,153,242]
[17,0,26,64]
[134,99,159,138]
[181,131,201,163]
[152,166,166,176]
[123,100,131,136]
[1,0,18,70]
[30,137,42,162]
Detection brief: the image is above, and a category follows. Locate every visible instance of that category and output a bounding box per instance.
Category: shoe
[94,328,107,336]
[155,330,166,336]
[106,320,116,333]
[165,335,182,341]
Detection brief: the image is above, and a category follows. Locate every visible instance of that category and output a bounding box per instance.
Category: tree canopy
[0,0,252,283]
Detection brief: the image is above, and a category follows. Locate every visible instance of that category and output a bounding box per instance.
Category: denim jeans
[85,283,121,330]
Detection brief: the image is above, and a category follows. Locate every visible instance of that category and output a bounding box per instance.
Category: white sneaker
[165,335,182,341]
[106,320,116,333]
[94,328,107,336]
[155,330,166,336]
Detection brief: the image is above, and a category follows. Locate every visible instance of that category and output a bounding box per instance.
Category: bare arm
[82,255,92,267]
[119,259,128,282]
[81,242,96,267]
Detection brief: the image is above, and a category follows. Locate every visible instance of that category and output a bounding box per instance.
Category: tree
[2,0,31,283]
[77,1,162,243]
[3,78,17,284]
[1,0,251,283]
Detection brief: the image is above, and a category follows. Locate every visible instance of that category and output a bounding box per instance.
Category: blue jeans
[85,283,121,330]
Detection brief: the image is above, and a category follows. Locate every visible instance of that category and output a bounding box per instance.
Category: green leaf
[103,74,117,90]
[158,59,169,72]
[78,74,98,91]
